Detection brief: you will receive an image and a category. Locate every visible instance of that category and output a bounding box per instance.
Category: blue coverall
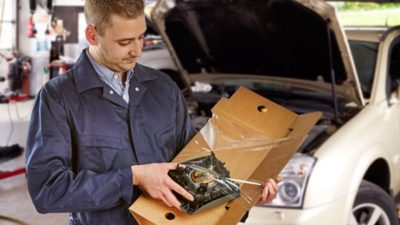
[25,50,194,225]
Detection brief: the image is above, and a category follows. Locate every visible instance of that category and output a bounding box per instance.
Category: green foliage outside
[337,10,400,26]
[333,2,400,26]
[338,2,400,10]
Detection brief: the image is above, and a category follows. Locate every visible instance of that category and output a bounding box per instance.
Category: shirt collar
[86,49,134,85]
[72,49,159,93]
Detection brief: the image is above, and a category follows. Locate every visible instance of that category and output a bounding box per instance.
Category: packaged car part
[130,87,321,225]
[168,152,240,214]
[169,103,298,215]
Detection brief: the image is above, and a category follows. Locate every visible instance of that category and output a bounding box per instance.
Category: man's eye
[118,41,130,46]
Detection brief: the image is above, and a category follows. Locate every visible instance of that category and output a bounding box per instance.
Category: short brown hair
[84,0,145,36]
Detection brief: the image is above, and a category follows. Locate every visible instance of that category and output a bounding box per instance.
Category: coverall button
[110,90,114,95]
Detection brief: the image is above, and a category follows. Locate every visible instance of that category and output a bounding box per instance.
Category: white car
[144,0,400,224]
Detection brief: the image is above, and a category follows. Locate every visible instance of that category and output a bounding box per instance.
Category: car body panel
[241,195,351,225]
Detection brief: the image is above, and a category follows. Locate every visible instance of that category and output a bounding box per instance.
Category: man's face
[92,14,146,75]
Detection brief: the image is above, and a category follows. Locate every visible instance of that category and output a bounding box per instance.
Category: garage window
[0,0,16,50]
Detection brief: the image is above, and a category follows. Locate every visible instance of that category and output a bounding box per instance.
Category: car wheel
[349,180,399,225]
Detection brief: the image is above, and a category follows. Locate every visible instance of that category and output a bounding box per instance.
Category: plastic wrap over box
[129,87,322,225]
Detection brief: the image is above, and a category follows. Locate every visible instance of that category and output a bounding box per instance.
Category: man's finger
[268,178,278,190]
[168,162,179,170]
[160,194,172,208]
[267,182,276,196]
[167,178,194,201]
[261,185,269,202]
[163,191,182,210]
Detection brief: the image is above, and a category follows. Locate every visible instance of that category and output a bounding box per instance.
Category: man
[25,1,279,224]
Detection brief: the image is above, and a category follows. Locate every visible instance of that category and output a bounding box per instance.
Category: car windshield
[330,2,400,26]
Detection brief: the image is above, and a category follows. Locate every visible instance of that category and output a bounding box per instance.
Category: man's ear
[86,25,97,45]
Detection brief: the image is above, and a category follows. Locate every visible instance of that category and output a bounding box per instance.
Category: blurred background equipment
[8,51,31,97]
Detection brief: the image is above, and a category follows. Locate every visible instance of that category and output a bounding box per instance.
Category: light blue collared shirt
[86,49,134,103]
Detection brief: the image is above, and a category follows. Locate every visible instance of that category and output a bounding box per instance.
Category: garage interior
[1,0,400,225]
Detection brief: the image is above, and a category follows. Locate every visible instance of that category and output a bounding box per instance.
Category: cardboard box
[129,87,321,225]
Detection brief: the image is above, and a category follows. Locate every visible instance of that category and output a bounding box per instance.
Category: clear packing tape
[171,108,303,218]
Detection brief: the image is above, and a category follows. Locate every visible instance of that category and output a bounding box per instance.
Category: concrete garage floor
[0,154,68,225]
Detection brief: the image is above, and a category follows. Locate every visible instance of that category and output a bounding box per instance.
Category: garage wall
[18,0,85,58]
[16,0,86,96]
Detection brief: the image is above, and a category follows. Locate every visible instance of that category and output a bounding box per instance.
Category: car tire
[349,180,399,225]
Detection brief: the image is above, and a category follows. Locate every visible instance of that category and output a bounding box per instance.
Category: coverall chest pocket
[78,135,121,172]
[155,124,177,161]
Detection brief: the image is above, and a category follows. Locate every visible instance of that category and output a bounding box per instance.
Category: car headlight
[258,153,316,208]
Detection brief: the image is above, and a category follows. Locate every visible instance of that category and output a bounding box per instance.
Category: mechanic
[25,0,279,224]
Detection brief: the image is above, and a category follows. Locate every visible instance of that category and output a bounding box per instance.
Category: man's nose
[130,40,143,57]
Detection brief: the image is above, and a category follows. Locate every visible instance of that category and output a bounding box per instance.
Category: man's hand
[131,163,194,209]
[258,177,282,204]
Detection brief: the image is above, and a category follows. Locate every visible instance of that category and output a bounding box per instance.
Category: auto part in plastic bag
[168,152,240,214]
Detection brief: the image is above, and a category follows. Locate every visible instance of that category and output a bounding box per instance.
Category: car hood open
[151,0,365,106]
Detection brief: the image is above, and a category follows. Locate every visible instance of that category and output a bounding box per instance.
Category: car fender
[306,142,391,210]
